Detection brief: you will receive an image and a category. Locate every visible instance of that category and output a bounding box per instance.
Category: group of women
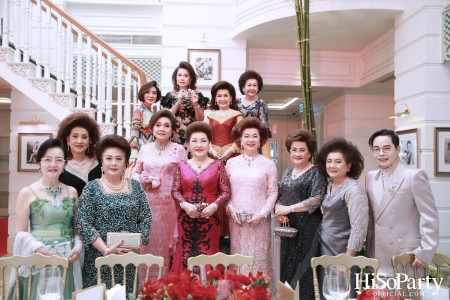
[9,60,369,300]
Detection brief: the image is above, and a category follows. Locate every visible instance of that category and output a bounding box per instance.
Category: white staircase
[0,0,146,137]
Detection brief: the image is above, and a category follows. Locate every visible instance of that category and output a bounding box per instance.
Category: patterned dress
[171,160,231,271]
[8,187,77,300]
[59,159,101,196]
[226,155,278,277]
[277,166,327,300]
[160,91,209,149]
[132,143,187,280]
[76,179,152,295]
[129,104,155,160]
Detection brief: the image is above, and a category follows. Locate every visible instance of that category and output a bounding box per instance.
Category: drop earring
[67,144,70,151]
[101,167,104,175]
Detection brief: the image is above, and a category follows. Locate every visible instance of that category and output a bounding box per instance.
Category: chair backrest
[0,253,70,300]
[187,252,254,275]
[431,252,450,280]
[391,253,422,300]
[311,254,379,300]
[95,252,164,295]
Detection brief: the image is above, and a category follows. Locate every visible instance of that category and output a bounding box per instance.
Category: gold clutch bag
[106,232,142,249]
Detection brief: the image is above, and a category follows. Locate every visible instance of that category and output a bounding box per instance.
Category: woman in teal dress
[76,135,152,295]
[9,139,82,300]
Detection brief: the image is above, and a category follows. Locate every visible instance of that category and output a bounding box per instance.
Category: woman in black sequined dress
[275,129,327,300]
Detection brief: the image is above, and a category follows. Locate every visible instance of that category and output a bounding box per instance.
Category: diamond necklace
[72,157,87,167]
[243,154,257,166]
[101,175,125,191]
[155,141,170,156]
[191,158,208,169]
[292,163,310,178]
[215,109,232,117]
[40,179,63,207]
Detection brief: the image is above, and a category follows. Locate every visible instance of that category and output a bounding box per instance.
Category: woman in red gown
[171,122,231,271]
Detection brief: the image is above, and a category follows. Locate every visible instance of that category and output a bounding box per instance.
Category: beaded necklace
[101,175,125,191]
[155,142,170,156]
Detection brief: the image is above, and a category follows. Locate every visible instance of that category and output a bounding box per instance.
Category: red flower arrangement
[138,268,273,300]
[356,287,402,300]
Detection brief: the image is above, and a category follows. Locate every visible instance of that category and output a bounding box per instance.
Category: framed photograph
[396,128,419,168]
[188,49,221,87]
[434,127,450,176]
[18,133,52,172]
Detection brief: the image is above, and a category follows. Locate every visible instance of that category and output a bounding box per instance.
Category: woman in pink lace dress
[132,110,187,280]
[171,122,230,271]
[226,117,278,277]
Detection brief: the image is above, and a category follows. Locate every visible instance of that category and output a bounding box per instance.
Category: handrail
[30,0,146,84]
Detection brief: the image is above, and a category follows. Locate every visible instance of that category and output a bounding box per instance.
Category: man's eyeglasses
[372,146,391,154]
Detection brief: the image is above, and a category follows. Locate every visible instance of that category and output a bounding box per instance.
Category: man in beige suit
[366,129,439,279]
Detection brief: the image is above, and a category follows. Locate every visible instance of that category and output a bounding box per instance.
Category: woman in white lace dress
[225,117,278,277]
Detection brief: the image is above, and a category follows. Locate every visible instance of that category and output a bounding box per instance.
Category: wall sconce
[20,114,45,125]
[389,103,411,119]
[271,123,278,135]
[199,32,215,42]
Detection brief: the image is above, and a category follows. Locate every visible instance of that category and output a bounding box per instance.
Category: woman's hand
[201,203,217,218]
[108,240,128,255]
[129,158,136,167]
[35,246,53,256]
[209,148,222,160]
[183,203,202,218]
[189,90,199,106]
[68,248,80,263]
[139,171,153,189]
[221,149,233,161]
[247,213,265,227]
[275,205,291,217]
[228,207,241,225]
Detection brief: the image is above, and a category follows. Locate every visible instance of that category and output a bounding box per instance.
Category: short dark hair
[56,113,101,160]
[36,139,66,162]
[238,70,263,95]
[407,140,412,146]
[317,137,364,180]
[209,81,238,110]
[186,121,213,142]
[172,61,197,91]
[368,129,399,148]
[96,135,131,166]
[138,81,161,103]
[285,129,317,161]
[232,117,268,148]
[148,110,177,133]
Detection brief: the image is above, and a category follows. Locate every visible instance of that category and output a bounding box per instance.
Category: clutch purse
[274,220,298,238]
[107,232,142,249]
[45,241,72,258]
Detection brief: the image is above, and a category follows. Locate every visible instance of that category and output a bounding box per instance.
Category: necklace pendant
[159,152,161,156]
[198,165,201,169]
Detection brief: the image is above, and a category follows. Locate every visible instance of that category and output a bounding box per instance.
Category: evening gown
[76,179,152,295]
[226,155,278,277]
[132,142,187,280]
[8,186,78,300]
[278,166,327,300]
[171,160,230,271]
[59,159,101,196]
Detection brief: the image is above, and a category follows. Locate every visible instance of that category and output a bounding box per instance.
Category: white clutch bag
[45,241,72,258]
[106,232,142,249]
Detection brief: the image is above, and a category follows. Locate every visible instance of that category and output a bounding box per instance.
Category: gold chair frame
[391,253,422,300]
[0,253,69,300]
[431,252,450,280]
[95,252,164,296]
[311,254,379,300]
[187,252,254,274]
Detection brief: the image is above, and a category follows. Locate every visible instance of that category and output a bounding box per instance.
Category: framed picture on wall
[396,129,419,168]
[18,133,52,172]
[434,127,450,177]
[187,49,221,88]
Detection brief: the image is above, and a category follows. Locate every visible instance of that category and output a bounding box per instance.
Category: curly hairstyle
[186,121,212,142]
[36,139,66,162]
[96,134,131,167]
[148,110,177,133]
[238,70,263,95]
[138,81,161,103]
[209,81,238,110]
[171,61,197,91]
[317,137,364,180]
[56,113,101,160]
[232,117,268,149]
[368,129,399,148]
[285,129,317,162]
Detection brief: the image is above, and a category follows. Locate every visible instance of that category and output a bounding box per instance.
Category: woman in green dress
[9,139,82,300]
[76,135,152,295]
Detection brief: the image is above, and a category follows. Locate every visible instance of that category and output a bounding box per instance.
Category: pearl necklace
[101,175,125,191]
[40,179,62,207]
[215,109,232,117]
[243,154,257,166]
[292,163,311,178]
[191,158,208,170]
[72,157,87,167]
[155,141,170,156]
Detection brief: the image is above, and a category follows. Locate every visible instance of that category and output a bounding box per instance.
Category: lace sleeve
[259,160,278,218]
[257,100,269,128]
[131,147,145,181]
[75,182,100,244]
[161,92,175,109]
[172,164,186,204]
[176,144,188,161]
[346,183,369,252]
[300,168,327,214]
[214,161,231,207]
[197,92,210,109]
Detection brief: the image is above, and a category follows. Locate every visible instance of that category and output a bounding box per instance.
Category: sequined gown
[278,166,327,300]
[59,159,101,196]
[76,179,152,295]
[132,143,187,280]
[226,155,278,277]
[171,160,231,271]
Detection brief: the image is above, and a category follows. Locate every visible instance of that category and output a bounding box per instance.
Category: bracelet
[180,202,185,210]
[230,147,236,154]
[103,248,109,256]
[290,205,295,213]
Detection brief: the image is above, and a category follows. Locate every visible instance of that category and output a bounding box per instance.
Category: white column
[85,37,92,109]
[64,22,72,93]
[35,0,42,77]
[76,28,82,107]
[117,60,123,135]
[2,0,9,47]
[13,0,20,62]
